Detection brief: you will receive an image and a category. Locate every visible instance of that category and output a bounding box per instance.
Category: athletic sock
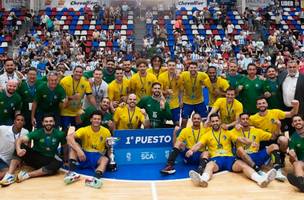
[197,158,209,175]
[201,172,210,182]
[167,147,180,166]
[69,159,78,171]
[271,150,283,170]
[94,170,103,179]
[250,172,264,183]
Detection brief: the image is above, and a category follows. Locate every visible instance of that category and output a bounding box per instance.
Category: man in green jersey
[0,114,67,186]
[17,67,43,131]
[138,82,172,128]
[263,66,284,109]
[79,97,114,132]
[31,71,67,128]
[102,59,116,84]
[237,63,266,114]
[287,115,304,192]
[0,80,22,125]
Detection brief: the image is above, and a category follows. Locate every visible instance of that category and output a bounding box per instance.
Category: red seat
[83,20,90,25]
[115,25,121,30]
[76,25,82,30]
[212,30,219,34]
[106,41,113,47]
[126,30,133,36]
[96,25,101,30]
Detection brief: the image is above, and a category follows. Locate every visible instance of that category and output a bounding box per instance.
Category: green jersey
[80,105,113,128]
[26,128,66,157]
[289,132,304,161]
[238,77,265,114]
[34,83,66,114]
[83,70,93,79]
[138,96,172,128]
[227,73,244,89]
[17,80,43,113]
[0,91,22,125]
[102,68,115,84]
[263,78,283,109]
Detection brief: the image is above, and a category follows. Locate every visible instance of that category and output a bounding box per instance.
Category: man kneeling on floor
[0,114,66,186]
[64,110,111,189]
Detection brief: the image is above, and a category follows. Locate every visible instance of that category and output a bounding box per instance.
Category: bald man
[0,80,22,125]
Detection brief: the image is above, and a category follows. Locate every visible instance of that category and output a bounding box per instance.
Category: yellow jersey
[113,105,145,130]
[158,71,182,109]
[129,73,157,100]
[230,127,272,153]
[75,125,111,153]
[181,71,208,105]
[204,77,229,106]
[60,75,92,116]
[177,126,209,151]
[249,109,286,133]
[199,128,238,158]
[212,98,243,124]
[147,67,167,79]
[108,78,130,102]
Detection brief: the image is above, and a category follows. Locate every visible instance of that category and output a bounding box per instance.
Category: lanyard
[127,107,136,125]
[212,129,222,147]
[26,81,36,97]
[226,100,234,118]
[12,127,21,141]
[119,80,124,96]
[192,128,201,143]
[94,82,102,99]
[7,73,15,80]
[168,72,175,89]
[72,77,80,95]
[242,128,251,139]
[190,74,197,97]
[139,75,146,94]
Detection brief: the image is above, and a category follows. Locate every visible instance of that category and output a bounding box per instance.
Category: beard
[43,124,54,132]
[212,124,220,131]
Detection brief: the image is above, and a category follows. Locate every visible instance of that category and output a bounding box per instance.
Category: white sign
[3,0,27,9]
[245,0,273,10]
[176,0,207,10]
[45,0,100,10]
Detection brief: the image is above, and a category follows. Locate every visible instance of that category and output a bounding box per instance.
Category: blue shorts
[181,149,201,165]
[0,158,8,170]
[60,116,77,131]
[182,102,207,119]
[78,151,103,170]
[210,156,236,172]
[171,107,181,124]
[249,149,269,167]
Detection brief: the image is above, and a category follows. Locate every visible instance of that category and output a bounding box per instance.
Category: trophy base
[108,163,117,172]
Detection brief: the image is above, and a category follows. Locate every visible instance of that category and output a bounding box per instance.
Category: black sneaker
[287,173,299,187]
[160,165,176,175]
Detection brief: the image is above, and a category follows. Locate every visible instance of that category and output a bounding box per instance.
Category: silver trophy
[106,137,119,171]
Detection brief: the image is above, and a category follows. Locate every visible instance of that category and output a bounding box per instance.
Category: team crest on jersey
[0,101,3,105]
[43,94,47,98]
[52,138,57,143]
[11,103,14,107]
[81,84,84,89]
[54,95,57,99]
[223,135,227,140]
[297,144,301,147]
[25,91,28,94]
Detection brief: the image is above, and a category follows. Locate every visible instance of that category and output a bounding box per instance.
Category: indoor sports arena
[0,0,304,199]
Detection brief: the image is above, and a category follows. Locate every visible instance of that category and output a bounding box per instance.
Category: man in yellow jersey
[158,59,183,125]
[249,97,299,151]
[206,87,243,130]
[186,113,276,188]
[64,111,111,189]
[160,113,209,175]
[113,93,149,130]
[233,113,286,181]
[60,66,97,132]
[130,59,157,100]
[108,68,130,109]
[180,62,208,128]
[147,55,167,79]
[204,66,229,107]
[122,60,136,80]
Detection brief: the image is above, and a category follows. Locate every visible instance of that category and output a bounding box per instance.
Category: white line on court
[151,182,158,200]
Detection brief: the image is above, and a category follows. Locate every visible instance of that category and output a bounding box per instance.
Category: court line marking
[60,169,228,183]
[151,182,158,200]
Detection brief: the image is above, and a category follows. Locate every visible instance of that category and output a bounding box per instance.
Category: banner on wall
[2,0,27,9]
[45,0,100,9]
[176,0,207,10]
[279,0,295,6]
[113,128,177,165]
[245,0,273,9]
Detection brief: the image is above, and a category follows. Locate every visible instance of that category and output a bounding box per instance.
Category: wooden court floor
[1,169,303,200]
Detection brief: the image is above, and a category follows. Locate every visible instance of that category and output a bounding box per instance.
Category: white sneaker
[257,170,266,176]
[64,171,81,185]
[275,169,286,182]
[258,169,277,188]
[0,173,16,186]
[189,170,208,187]
[17,171,30,183]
